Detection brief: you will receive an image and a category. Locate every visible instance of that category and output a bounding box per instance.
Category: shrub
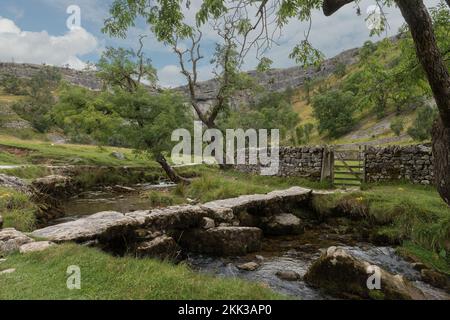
[407,106,438,141]
[312,89,355,138]
[390,118,405,136]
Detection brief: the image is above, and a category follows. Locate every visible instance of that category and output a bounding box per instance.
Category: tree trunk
[432,117,450,206]
[395,0,450,206]
[156,153,190,184]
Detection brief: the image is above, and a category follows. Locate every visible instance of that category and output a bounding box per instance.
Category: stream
[52,187,449,300]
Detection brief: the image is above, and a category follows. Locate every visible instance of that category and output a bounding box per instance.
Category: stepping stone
[19,241,55,254]
[0,268,16,275]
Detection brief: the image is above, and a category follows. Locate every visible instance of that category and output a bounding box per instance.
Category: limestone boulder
[110,151,125,160]
[276,270,301,281]
[304,246,426,300]
[180,227,263,256]
[0,228,34,254]
[19,241,55,254]
[31,211,138,243]
[237,262,260,271]
[0,174,30,194]
[201,187,311,222]
[126,206,205,231]
[261,213,304,235]
[421,269,450,292]
[136,235,181,260]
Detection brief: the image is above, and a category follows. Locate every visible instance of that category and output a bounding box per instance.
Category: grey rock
[180,227,263,256]
[136,235,180,260]
[111,151,125,160]
[304,246,426,300]
[126,205,205,231]
[19,241,55,254]
[261,213,304,235]
[31,211,138,243]
[276,270,301,281]
[237,262,260,271]
[0,268,16,275]
[0,174,30,194]
[0,228,34,254]
[201,217,215,230]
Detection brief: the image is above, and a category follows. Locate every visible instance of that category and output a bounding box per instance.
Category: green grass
[313,183,450,260]
[0,134,156,166]
[398,242,450,276]
[0,187,37,231]
[143,166,332,206]
[0,166,51,180]
[0,244,283,300]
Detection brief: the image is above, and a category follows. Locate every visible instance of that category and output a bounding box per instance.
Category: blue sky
[0,0,441,87]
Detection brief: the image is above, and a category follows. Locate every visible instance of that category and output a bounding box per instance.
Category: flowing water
[50,182,176,225]
[53,189,449,300]
[187,230,450,300]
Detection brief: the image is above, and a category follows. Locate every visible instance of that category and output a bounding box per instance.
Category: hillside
[0,35,433,148]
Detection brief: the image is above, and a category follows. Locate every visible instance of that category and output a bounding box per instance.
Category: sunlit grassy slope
[0,134,156,166]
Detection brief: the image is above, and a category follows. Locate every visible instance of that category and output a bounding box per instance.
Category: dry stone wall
[234,146,325,181]
[234,144,434,186]
[364,144,434,185]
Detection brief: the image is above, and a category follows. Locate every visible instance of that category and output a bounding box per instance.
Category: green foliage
[407,106,438,141]
[97,47,157,92]
[333,62,347,78]
[289,40,324,67]
[145,190,181,207]
[219,89,299,143]
[111,88,192,157]
[390,118,405,136]
[52,86,125,145]
[11,67,61,133]
[0,187,37,232]
[359,41,377,61]
[295,123,314,145]
[256,57,273,73]
[0,74,26,95]
[312,89,355,138]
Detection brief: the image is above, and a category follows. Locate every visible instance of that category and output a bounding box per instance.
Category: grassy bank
[0,187,37,231]
[0,134,154,166]
[312,183,450,274]
[144,166,331,206]
[0,244,283,300]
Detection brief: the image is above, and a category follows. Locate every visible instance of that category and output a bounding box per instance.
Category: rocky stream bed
[1,176,449,300]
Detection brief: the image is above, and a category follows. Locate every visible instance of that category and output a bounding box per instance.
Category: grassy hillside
[289,38,434,146]
[0,134,155,166]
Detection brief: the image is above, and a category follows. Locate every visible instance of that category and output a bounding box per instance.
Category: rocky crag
[0,62,103,91]
[174,47,360,111]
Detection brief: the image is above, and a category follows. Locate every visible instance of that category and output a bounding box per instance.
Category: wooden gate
[333,146,365,187]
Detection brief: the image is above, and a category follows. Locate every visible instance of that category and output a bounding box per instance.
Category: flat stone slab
[30,187,313,245]
[19,241,55,254]
[126,205,205,231]
[0,228,34,254]
[202,187,312,221]
[31,211,138,243]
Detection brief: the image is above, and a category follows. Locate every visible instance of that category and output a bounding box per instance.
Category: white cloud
[158,65,184,88]
[0,17,98,70]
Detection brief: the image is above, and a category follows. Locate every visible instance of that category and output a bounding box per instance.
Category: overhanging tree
[103,0,449,205]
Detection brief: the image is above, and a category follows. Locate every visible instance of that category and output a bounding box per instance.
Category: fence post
[321,146,334,183]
